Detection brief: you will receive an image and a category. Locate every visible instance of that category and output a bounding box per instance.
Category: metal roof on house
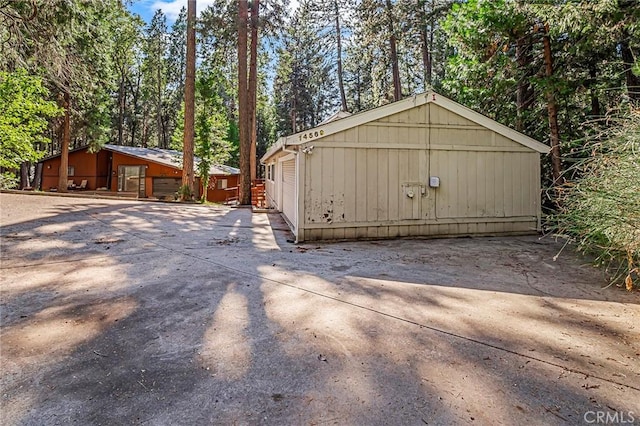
[40,144,239,175]
[104,145,240,175]
[262,91,550,162]
[105,144,182,168]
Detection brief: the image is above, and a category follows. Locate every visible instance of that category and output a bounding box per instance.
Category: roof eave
[428,95,551,154]
[261,91,550,160]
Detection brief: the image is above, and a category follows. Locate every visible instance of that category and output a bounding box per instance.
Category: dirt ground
[1,192,639,425]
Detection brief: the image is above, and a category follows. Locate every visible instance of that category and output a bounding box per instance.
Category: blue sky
[128,0,298,24]
[127,0,215,23]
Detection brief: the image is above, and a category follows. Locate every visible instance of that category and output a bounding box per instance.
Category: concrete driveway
[1,193,639,425]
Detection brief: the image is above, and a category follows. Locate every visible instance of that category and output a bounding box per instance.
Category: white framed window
[217,178,228,189]
[68,166,75,176]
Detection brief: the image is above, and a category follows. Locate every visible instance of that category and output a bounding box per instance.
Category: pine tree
[181,0,196,200]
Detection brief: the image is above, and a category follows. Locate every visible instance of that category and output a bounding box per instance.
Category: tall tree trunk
[34,162,43,190]
[181,0,196,200]
[418,0,433,89]
[57,91,71,192]
[355,68,361,111]
[118,77,125,145]
[20,162,29,189]
[420,27,432,88]
[237,0,250,205]
[248,0,259,182]
[156,66,163,148]
[334,0,347,111]
[385,0,401,102]
[515,35,534,132]
[141,107,148,148]
[541,25,562,185]
[130,72,142,145]
[620,34,640,104]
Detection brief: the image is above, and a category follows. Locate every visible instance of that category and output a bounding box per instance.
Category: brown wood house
[40,145,239,202]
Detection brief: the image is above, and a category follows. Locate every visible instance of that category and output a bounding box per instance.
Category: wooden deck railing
[223,180,265,207]
[251,181,266,208]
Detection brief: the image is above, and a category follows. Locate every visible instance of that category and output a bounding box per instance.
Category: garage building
[261,92,550,242]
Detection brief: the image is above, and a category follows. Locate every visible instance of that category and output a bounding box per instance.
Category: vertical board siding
[431,150,538,220]
[281,159,296,228]
[288,100,542,241]
[355,149,368,222]
[332,147,346,223]
[344,148,357,222]
[320,147,334,223]
[377,150,389,222]
[388,150,400,221]
[366,149,379,222]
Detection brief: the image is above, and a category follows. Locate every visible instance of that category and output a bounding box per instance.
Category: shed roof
[41,144,239,176]
[262,91,550,162]
[106,145,240,175]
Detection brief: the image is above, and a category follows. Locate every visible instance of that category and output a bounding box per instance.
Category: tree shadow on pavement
[1,194,638,425]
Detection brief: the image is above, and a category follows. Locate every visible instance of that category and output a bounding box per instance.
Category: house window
[217,179,228,189]
[117,165,146,196]
[269,164,275,181]
[266,165,271,180]
[68,166,75,176]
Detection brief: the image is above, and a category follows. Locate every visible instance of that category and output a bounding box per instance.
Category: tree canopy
[1,0,638,286]
[0,69,61,187]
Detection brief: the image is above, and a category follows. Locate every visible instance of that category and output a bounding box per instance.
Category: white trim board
[261,91,550,162]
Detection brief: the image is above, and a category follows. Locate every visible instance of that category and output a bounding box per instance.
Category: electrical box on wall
[429,176,440,188]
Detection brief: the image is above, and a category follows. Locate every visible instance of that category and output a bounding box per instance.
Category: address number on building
[299,129,324,141]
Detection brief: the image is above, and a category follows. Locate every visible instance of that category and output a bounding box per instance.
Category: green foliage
[171,71,233,202]
[0,69,61,172]
[176,184,193,201]
[552,114,640,290]
[441,0,531,128]
[0,172,19,190]
[194,73,232,202]
[273,0,338,135]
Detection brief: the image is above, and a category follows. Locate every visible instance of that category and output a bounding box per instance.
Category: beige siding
[430,150,538,220]
[281,158,296,228]
[377,104,428,124]
[429,103,476,126]
[304,147,431,226]
[273,100,542,242]
[300,219,537,242]
[265,177,275,207]
[431,127,494,147]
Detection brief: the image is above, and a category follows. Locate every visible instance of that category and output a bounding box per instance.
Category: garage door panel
[153,178,181,197]
[281,159,296,228]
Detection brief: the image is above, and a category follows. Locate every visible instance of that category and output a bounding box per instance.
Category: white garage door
[281,158,297,229]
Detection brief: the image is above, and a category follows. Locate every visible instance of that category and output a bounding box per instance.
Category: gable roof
[262,91,550,162]
[318,110,352,125]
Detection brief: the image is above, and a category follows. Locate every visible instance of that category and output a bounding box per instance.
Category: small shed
[40,144,239,202]
[261,92,550,242]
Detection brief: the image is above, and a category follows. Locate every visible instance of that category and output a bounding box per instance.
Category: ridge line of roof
[261,91,550,161]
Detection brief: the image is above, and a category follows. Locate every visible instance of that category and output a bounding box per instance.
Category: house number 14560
[299,129,324,141]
